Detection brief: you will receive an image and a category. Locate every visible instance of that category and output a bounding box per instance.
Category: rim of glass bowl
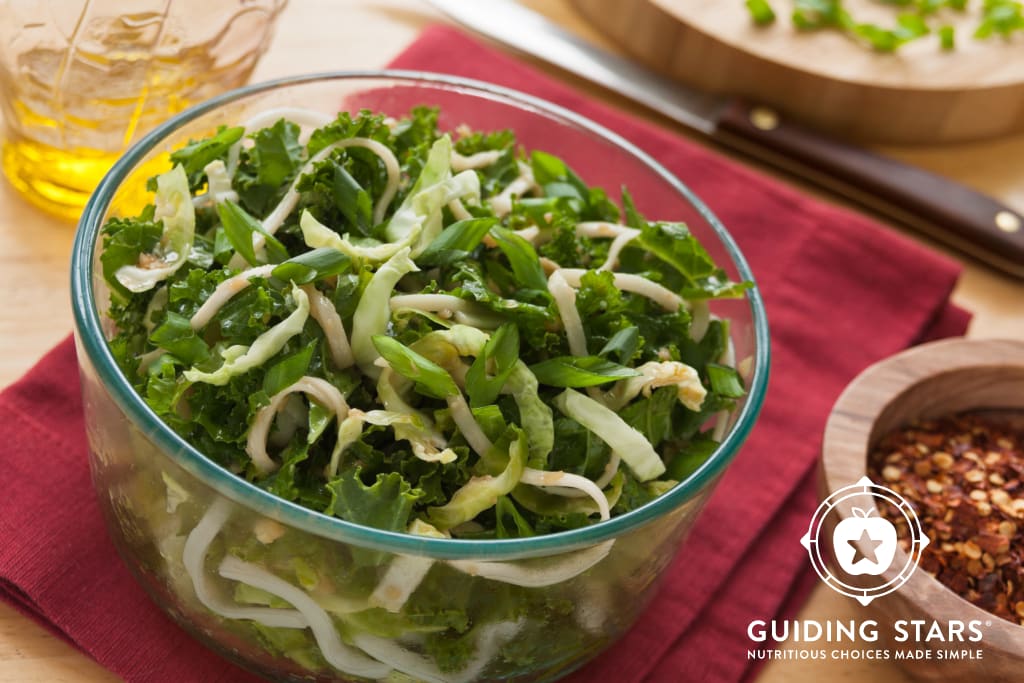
[71,71,770,561]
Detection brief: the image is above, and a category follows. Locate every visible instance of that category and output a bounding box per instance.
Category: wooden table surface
[1,1,1021,681]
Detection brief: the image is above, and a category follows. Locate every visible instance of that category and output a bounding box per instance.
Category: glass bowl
[70,72,770,682]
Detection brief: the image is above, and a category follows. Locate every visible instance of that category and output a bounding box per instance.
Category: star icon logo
[848,529,884,565]
[830,504,899,578]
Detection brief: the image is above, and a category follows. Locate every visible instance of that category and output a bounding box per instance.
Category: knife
[424,0,1024,279]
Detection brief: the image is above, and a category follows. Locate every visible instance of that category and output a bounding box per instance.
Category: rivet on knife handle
[996,211,1021,234]
[713,100,1024,279]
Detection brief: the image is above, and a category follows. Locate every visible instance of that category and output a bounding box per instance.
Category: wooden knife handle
[713,99,1024,279]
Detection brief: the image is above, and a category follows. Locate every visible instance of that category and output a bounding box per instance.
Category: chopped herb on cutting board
[745,0,1024,51]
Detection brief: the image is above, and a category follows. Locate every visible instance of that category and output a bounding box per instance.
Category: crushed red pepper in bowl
[868,412,1024,626]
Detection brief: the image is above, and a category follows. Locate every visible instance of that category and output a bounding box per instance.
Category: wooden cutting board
[569,0,1024,144]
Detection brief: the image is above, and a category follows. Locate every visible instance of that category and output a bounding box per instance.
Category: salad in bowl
[72,73,768,682]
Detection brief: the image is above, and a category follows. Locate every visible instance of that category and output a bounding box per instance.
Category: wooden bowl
[822,338,1024,682]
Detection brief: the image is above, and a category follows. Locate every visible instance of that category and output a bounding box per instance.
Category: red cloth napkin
[0,26,971,683]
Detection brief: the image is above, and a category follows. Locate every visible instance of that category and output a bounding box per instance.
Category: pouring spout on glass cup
[0,0,287,221]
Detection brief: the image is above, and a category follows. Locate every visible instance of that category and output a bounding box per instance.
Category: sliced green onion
[746,0,777,25]
[529,356,640,388]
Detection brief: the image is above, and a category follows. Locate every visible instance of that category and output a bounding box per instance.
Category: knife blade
[425,0,1024,279]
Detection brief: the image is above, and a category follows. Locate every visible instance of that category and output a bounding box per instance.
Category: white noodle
[446,392,493,457]
[446,359,471,388]
[135,348,166,375]
[225,108,335,185]
[574,583,611,634]
[447,540,614,587]
[242,108,333,142]
[268,394,306,448]
[142,286,169,335]
[316,593,371,615]
[557,268,682,311]
[302,284,353,369]
[488,162,536,217]
[690,301,710,342]
[182,499,306,628]
[595,452,621,490]
[738,355,754,380]
[218,556,392,679]
[450,149,504,171]
[267,137,401,235]
[576,221,642,269]
[575,221,636,239]
[599,228,640,272]
[539,256,560,275]
[711,334,738,443]
[483,225,540,247]
[712,410,731,443]
[547,270,587,356]
[520,468,611,521]
[447,198,473,221]
[390,295,503,329]
[514,225,541,244]
[720,333,736,368]
[351,620,522,683]
[548,453,620,499]
[390,293,469,314]
[246,376,350,473]
[190,264,275,330]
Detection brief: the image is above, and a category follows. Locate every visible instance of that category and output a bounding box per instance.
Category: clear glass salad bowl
[70,72,769,683]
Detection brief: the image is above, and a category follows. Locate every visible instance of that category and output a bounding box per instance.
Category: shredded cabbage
[384,135,482,257]
[553,388,665,482]
[385,135,451,244]
[202,160,238,205]
[325,408,413,478]
[377,367,458,464]
[184,284,310,386]
[427,429,527,530]
[350,247,419,379]
[601,361,707,412]
[299,209,409,263]
[504,362,554,464]
[115,164,195,292]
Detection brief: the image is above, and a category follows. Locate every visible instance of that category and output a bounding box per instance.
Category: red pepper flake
[867,412,1024,626]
